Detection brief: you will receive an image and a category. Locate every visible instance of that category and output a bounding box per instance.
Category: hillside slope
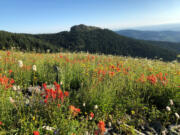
[34,24,178,61]
[0,25,178,61]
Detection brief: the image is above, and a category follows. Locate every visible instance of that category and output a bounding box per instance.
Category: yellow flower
[33,116,35,120]
[131,110,135,115]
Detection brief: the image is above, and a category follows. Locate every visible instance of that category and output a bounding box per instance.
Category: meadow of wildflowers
[0,50,179,134]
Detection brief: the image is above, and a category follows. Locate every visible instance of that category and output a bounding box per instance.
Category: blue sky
[0,0,180,33]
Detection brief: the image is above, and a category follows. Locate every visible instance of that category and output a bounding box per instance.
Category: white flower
[32,65,37,71]
[85,131,89,135]
[175,113,179,119]
[9,97,15,103]
[94,105,98,110]
[60,81,63,85]
[83,102,86,107]
[42,126,55,131]
[12,86,17,91]
[169,99,174,106]
[166,106,171,112]
[18,60,23,68]
[108,122,112,127]
[17,85,20,90]
[25,99,29,105]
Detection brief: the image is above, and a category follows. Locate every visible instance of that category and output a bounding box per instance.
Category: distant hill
[0,24,178,61]
[116,30,180,43]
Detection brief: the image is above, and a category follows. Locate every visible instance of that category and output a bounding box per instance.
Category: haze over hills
[116,30,180,43]
[131,23,180,31]
[0,24,178,61]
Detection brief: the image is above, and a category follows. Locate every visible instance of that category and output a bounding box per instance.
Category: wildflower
[166,106,171,112]
[85,131,89,135]
[60,81,63,85]
[32,65,37,71]
[18,60,23,68]
[25,99,29,105]
[42,126,55,131]
[33,131,39,135]
[90,112,94,119]
[57,104,61,108]
[12,86,17,91]
[94,105,98,109]
[131,110,135,115]
[98,120,106,133]
[175,113,179,119]
[9,70,12,74]
[169,99,174,106]
[64,91,69,97]
[69,105,80,116]
[108,122,112,127]
[17,85,20,90]
[44,99,48,104]
[83,102,86,107]
[9,97,15,103]
[0,121,2,125]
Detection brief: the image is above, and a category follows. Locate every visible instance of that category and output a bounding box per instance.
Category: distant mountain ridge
[116,30,180,43]
[0,24,179,61]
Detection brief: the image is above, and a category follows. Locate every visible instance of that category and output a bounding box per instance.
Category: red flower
[9,70,12,74]
[64,91,69,97]
[57,104,61,108]
[0,121,2,125]
[33,131,39,135]
[69,105,80,116]
[44,99,48,104]
[98,120,106,133]
[90,112,94,118]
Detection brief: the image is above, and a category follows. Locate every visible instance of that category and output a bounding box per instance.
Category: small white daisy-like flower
[166,106,171,112]
[108,122,112,127]
[13,86,17,91]
[175,113,179,119]
[18,60,23,68]
[169,99,174,106]
[83,102,86,107]
[94,105,98,109]
[25,99,29,105]
[85,131,89,135]
[60,81,63,85]
[32,65,37,71]
[17,85,20,90]
[42,126,55,131]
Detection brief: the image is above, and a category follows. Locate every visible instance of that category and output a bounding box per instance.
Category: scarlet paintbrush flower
[0,121,2,125]
[90,112,94,119]
[64,91,69,97]
[69,105,80,116]
[33,131,39,135]
[98,120,106,134]
[9,70,12,74]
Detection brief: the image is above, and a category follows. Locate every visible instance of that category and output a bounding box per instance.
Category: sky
[0,0,180,33]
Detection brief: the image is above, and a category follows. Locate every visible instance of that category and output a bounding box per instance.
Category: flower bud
[169,99,174,106]
[166,106,171,112]
[13,86,17,91]
[18,60,23,68]
[175,113,179,119]
[94,105,98,109]
[32,65,37,71]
